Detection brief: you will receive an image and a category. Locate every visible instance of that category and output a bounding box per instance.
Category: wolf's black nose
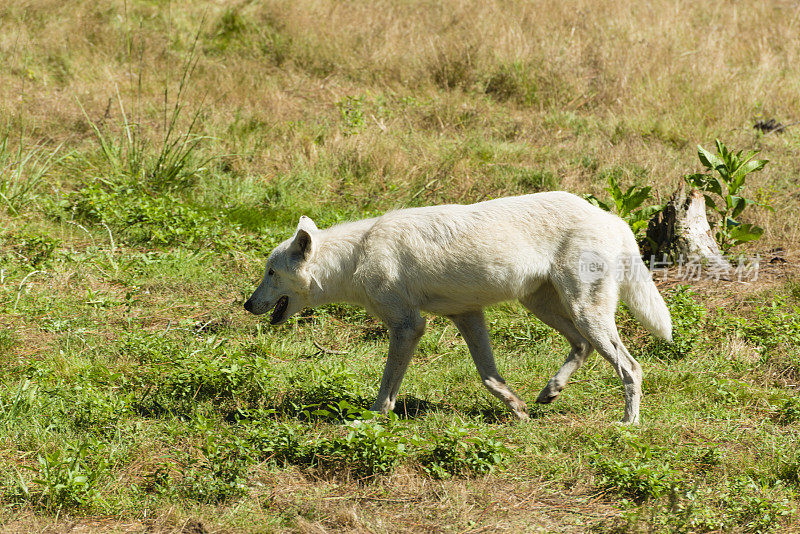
[244,299,254,313]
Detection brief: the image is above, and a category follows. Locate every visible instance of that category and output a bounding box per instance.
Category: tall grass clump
[65,21,239,249]
[79,28,210,193]
[0,133,64,215]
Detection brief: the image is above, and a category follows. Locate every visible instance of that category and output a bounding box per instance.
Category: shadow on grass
[465,401,556,423]
[392,397,445,419]
[136,387,562,425]
[394,397,560,422]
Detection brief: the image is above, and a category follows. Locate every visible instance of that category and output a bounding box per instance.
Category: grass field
[1,1,800,532]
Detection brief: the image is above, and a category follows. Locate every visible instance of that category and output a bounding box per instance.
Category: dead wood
[640,181,731,270]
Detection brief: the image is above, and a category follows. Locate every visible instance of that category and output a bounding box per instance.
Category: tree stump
[641,181,731,270]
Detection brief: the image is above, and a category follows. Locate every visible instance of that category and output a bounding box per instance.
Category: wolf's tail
[620,267,672,342]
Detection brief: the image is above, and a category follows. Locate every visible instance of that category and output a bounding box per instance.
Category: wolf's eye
[268,269,275,276]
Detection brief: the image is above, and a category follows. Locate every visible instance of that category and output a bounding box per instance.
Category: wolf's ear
[297,215,318,233]
[290,228,314,261]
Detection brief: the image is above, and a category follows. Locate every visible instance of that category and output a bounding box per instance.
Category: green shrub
[641,286,707,360]
[278,365,371,420]
[695,447,723,472]
[244,412,408,481]
[116,329,183,364]
[29,441,108,511]
[776,398,800,425]
[244,414,509,483]
[417,423,509,479]
[9,231,60,267]
[706,377,751,405]
[134,351,274,417]
[245,420,314,466]
[317,415,408,480]
[775,450,800,487]
[685,140,769,251]
[180,430,251,503]
[585,172,662,237]
[725,477,793,533]
[646,480,792,533]
[591,430,681,503]
[734,297,800,355]
[593,432,793,532]
[733,298,800,383]
[337,95,366,135]
[68,184,239,248]
[595,456,678,503]
[60,383,131,434]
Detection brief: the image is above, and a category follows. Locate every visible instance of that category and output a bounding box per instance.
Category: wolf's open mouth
[270,296,289,325]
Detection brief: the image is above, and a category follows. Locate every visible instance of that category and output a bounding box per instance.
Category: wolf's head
[244,216,320,325]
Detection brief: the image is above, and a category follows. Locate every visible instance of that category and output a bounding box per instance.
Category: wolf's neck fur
[306,219,373,305]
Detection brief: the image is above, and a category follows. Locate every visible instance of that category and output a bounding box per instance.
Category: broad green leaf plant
[585,174,662,237]
[685,140,769,252]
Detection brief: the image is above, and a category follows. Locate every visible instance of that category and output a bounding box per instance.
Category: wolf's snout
[243,299,254,313]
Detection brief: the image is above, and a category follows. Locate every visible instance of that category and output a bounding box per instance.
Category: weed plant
[686,140,769,251]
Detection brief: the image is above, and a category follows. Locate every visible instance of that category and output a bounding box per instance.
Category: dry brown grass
[2,3,799,142]
[5,1,800,118]
[0,468,619,534]
[5,0,799,245]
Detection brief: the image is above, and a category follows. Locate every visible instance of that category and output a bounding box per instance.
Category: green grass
[1,0,800,531]
[2,233,799,531]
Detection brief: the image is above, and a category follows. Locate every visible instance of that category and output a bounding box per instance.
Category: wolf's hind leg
[371,313,426,415]
[449,310,529,420]
[520,283,594,404]
[557,279,643,425]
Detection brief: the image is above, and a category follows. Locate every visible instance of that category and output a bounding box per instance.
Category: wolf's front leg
[449,310,529,421]
[370,314,426,414]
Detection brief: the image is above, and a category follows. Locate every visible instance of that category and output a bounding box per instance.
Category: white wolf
[244,191,672,424]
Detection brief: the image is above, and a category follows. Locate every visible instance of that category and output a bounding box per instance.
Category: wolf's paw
[614,417,640,426]
[535,384,562,404]
[511,401,529,421]
[369,399,393,415]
